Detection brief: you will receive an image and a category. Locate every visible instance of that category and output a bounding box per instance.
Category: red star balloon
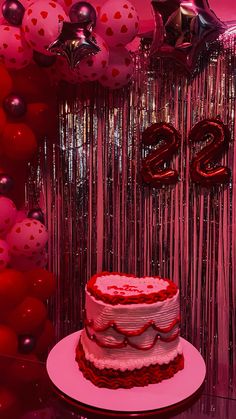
[150,0,226,73]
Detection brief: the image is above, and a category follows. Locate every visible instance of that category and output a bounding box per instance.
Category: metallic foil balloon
[2,0,25,26]
[48,2,99,69]
[189,119,231,186]
[141,122,181,187]
[33,51,56,68]
[18,335,36,354]
[3,94,27,118]
[150,0,226,73]
[28,208,45,224]
[0,174,14,194]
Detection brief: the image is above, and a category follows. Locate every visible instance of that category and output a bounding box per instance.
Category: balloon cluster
[0,0,139,90]
[0,194,56,416]
[0,64,57,165]
[0,267,56,416]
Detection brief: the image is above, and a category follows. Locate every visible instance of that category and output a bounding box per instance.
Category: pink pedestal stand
[47,331,206,417]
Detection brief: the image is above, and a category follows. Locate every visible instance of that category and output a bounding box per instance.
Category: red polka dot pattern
[99,46,134,89]
[6,218,48,256]
[0,25,32,69]
[0,239,10,270]
[22,0,67,55]
[96,0,139,48]
[0,197,17,239]
[78,33,109,82]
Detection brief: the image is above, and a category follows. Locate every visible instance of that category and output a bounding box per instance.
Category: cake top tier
[86,272,178,305]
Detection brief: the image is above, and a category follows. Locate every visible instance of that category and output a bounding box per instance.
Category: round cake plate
[46,331,206,414]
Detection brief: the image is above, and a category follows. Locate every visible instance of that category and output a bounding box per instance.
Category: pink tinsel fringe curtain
[27,33,236,398]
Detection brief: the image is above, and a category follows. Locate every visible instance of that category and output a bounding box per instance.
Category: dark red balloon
[0,174,14,195]
[18,334,36,354]
[189,118,231,186]
[27,268,56,301]
[0,325,18,356]
[3,94,27,118]
[141,122,181,187]
[0,269,28,312]
[6,296,47,334]
[2,0,25,26]
[27,208,45,224]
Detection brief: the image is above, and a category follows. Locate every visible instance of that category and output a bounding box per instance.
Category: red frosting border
[86,272,178,305]
[75,338,184,389]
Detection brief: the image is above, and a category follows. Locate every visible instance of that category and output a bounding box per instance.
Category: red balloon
[0,65,13,103]
[0,325,18,356]
[6,297,47,334]
[25,102,57,139]
[0,387,20,419]
[189,118,231,186]
[141,122,181,187]
[0,269,28,312]
[0,108,7,136]
[1,123,37,161]
[35,319,55,356]
[10,65,54,102]
[27,269,56,301]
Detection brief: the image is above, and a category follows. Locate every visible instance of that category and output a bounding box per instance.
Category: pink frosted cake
[75,272,184,389]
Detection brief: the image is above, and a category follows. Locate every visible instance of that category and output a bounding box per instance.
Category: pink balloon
[6,218,48,256]
[10,249,48,271]
[95,0,139,48]
[0,197,17,238]
[99,46,134,89]
[0,239,10,270]
[0,25,32,69]
[78,33,109,81]
[22,0,67,55]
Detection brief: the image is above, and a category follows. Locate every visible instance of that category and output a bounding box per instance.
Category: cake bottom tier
[75,338,184,389]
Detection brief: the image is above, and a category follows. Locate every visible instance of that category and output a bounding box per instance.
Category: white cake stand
[46,331,206,416]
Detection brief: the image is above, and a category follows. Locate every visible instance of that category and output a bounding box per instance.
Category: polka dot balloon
[78,33,109,82]
[6,218,48,256]
[99,46,134,89]
[0,239,10,270]
[0,197,17,238]
[22,0,67,55]
[0,25,32,69]
[95,0,139,48]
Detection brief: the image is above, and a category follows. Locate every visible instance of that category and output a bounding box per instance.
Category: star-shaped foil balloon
[150,0,226,73]
[48,2,100,69]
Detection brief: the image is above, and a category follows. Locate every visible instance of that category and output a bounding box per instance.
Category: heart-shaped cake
[86,271,178,304]
[76,272,184,389]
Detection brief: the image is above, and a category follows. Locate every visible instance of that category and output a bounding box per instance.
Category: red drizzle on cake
[86,272,178,305]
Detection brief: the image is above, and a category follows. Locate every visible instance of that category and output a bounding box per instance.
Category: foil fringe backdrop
[26,34,236,399]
